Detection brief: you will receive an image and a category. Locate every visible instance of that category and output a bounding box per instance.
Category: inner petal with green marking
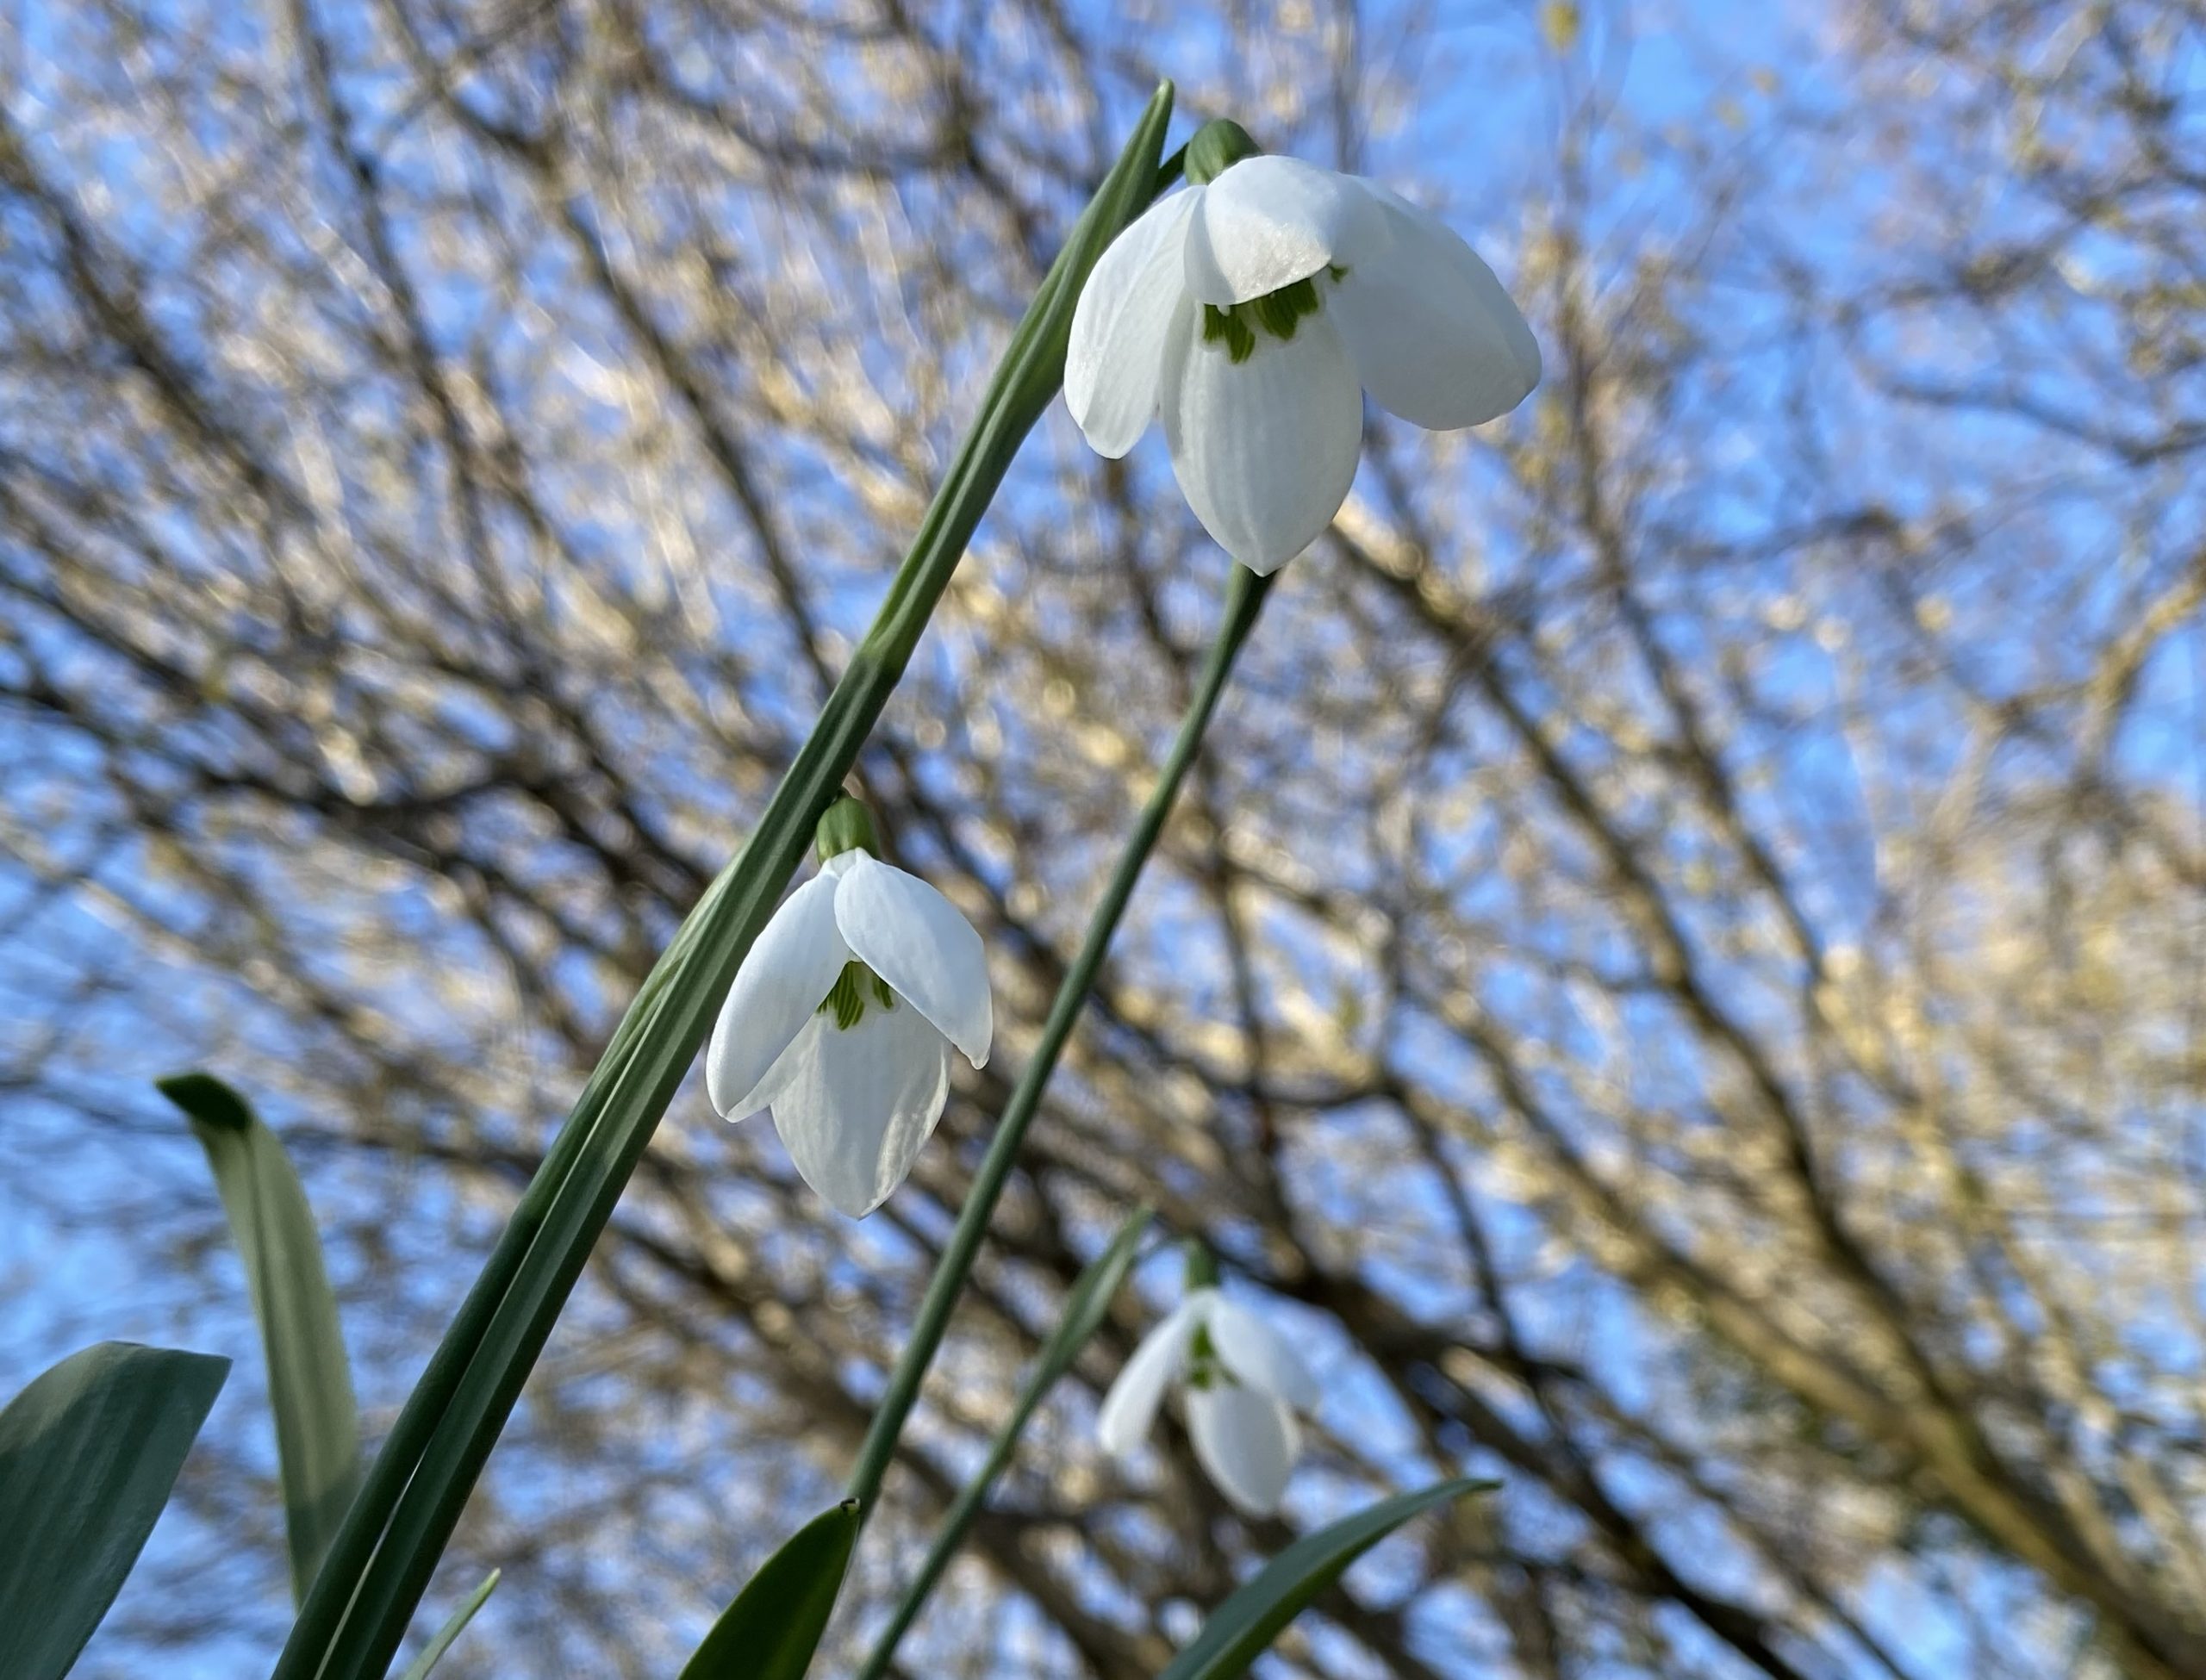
[1182,1317,1239,1391]
[818,960,898,1030]
[1199,266,1349,364]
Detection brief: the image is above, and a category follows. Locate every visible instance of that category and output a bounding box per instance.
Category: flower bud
[814,794,881,862]
[1183,118,1261,185]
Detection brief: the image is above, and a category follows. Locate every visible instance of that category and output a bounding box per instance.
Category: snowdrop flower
[1066,119,1541,575]
[707,798,991,1216]
[1097,1275,1318,1517]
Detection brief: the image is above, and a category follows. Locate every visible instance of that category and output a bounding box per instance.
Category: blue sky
[3,0,2203,1674]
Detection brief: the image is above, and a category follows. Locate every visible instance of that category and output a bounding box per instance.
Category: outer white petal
[1161,298,1364,574]
[1205,1295,1320,1411]
[740,1011,822,1120]
[1330,183,1541,430]
[1066,189,1199,457]
[1096,1298,1200,1456]
[832,853,992,1067]
[1183,156,1383,306]
[766,1004,951,1216]
[706,873,851,1119]
[1186,1384,1300,1517]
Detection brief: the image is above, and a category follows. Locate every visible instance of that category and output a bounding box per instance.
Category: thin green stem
[274,86,1179,1680]
[845,561,1276,1515]
[852,1207,1151,1680]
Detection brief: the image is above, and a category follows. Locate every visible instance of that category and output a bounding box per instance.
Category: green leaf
[274,83,1181,1680]
[0,1341,230,1680]
[856,1206,1153,1680]
[1157,1478,1497,1680]
[160,1071,363,1603]
[678,1501,860,1680]
[394,1568,500,1679]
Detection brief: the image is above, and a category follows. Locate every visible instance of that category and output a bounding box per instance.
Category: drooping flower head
[707,796,991,1216]
[1096,1248,1319,1517]
[1066,119,1541,575]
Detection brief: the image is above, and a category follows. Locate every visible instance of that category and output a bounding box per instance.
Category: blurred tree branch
[3,0,2203,1676]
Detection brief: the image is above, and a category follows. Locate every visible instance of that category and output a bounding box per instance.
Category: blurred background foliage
[3,0,2203,1675]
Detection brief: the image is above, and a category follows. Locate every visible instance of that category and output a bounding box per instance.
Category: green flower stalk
[844,561,1277,1520]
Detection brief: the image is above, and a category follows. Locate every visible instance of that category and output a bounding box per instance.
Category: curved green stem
[845,561,1275,1515]
[852,1205,1152,1680]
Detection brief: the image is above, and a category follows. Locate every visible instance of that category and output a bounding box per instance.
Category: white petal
[706,873,851,1119]
[1183,156,1383,306]
[1161,298,1364,574]
[1330,183,1540,430]
[1186,1384,1300,1517]
[739,1011,823,1118]
[832,853,992,1067]
[1096,1299,1199,1456]
[1066,189,1198,458]
[767,1004,951,1216]
[1205,1296,1320,1410]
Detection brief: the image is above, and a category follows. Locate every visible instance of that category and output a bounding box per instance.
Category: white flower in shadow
[1097,1285,1319,1517]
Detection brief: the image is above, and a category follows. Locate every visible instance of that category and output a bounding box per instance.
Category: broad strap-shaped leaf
[395,1568,500,1679]
[0,1341,230,1680]
[679,1500,860,1680]
[160,1071,363,1602]
[856,1206,1153,1680]
[271,85,1181,1680]
[1157,1477,1496,1680]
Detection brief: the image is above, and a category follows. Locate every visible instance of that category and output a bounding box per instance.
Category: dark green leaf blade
[1157,1477,1496,1680]
[856,1206,1154,1680]
[395,1568,500,1679]
[274,82,1180,1680]
[0,1341,230,1680]
[679,1501,860,1680]
[160,1071,363,1602]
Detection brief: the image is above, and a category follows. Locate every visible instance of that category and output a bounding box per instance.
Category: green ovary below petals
[813,794,881,862]
[819,960,898,1030]
[1198,270,1346,364]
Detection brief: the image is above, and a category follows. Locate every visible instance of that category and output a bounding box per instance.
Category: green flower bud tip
[1184,117,1261,186]
[814,793,880,862]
